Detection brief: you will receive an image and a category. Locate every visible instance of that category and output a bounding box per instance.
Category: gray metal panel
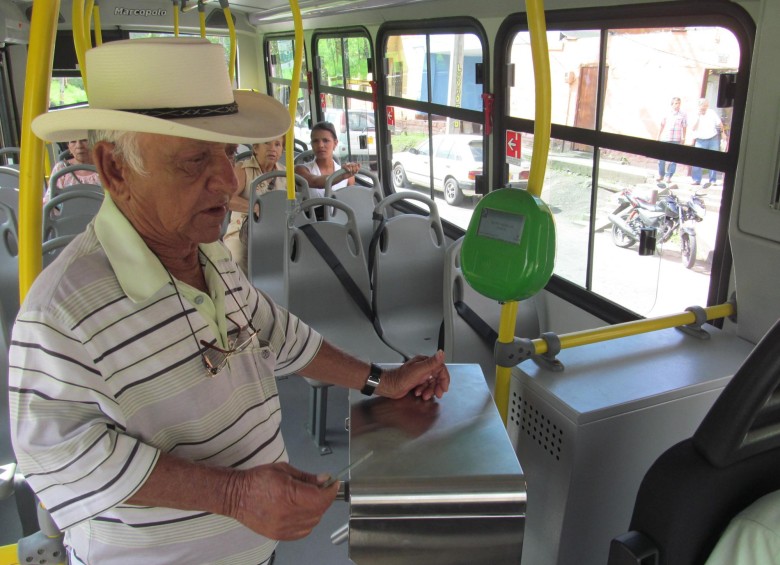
[348,364,525,565]
[518,325,755,424]
[507,324,756,565]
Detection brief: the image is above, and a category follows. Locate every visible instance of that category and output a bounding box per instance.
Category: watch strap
[360,363,383,396]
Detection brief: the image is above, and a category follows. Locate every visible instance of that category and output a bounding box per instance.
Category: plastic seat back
[0,201,18,341]
[370,192,446,358]
[48,164,102,199]
[0,165,20,189]
[247,170,310,307]
[287,197,403,362]
[42,189,103,240]
[324,168,383,258]
[608,318,780,565]
[443,237,541,391]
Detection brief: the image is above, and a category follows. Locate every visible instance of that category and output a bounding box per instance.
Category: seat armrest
[608,531,660,565]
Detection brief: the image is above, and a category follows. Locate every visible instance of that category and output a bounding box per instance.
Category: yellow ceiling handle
[72,0,89,89]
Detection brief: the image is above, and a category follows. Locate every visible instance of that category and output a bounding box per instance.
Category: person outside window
[12,37,450,565]
[656,96,687,184]
[691,98,723,187]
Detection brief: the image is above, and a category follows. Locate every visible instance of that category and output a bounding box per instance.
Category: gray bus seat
[443,237,541,393]
[0,147,20,168]
[324,167,383,259]
[293,149,314,165]
[247,170,311,308]
[48,164,102,199]
[287,197,404,453]
[608,317,780,565]
[0,165,20,189]
[42,189,104,240]
[370,192,446,358]
[0,201,18,342]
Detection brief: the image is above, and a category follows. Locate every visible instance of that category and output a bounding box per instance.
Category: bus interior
[1,0,780,563]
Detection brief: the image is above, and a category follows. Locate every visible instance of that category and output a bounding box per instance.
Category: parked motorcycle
[608,187,706,269]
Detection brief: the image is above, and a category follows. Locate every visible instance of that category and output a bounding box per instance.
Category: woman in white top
[224,136,284,274]
[295,121,360,197]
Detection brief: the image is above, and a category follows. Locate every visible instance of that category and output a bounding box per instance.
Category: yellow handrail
[18,1,59,302]
[494,0,552,424]
[532,302,735,356]
[286,0,304,201]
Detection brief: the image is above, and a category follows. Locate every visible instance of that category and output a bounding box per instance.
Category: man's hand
[378,350,450,401]
[224,463,339,540]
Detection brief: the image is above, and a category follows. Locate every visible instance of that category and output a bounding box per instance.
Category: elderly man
[10,38,449,564]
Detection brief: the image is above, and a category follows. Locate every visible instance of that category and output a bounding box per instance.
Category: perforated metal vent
[510,390,563,461]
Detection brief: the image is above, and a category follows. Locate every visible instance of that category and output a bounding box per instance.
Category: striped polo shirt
[9,196,323,564]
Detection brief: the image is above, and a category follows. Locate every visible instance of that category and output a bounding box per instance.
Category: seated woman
[294,120,360,197]
[46,139,101,202]
[223,136,284,275]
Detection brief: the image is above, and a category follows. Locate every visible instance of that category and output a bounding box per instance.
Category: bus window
[265,36,310,142]
[503,11,749,319]
[314,32,375,168]
[381,25,486,225]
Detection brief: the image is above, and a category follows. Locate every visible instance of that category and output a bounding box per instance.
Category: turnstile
[344,364,526,565]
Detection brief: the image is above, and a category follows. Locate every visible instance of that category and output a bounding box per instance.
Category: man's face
[120,134,238,248]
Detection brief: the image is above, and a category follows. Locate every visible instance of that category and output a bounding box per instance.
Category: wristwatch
[360,363,383,396]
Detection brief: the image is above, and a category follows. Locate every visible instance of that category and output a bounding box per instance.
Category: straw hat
[32,37,290,144]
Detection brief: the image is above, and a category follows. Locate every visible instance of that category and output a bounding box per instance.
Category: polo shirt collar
[94,194,231,303]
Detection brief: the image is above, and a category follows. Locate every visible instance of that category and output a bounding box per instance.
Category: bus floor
[0,376,354,564]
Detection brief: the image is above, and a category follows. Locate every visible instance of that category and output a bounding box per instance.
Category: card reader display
[461,188,556,302]
[477,208,526,245]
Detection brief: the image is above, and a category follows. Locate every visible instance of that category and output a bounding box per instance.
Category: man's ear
[93,141,130,202]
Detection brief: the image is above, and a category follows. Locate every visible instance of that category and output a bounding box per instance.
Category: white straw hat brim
[32,89,291,144]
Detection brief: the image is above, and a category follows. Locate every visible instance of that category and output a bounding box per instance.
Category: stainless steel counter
[346,364,526,565]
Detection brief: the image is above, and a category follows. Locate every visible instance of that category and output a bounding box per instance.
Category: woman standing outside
[224,136,285,274]
[295,121,360,197]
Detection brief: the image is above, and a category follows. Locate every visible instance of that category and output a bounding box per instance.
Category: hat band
[123,101,238,119]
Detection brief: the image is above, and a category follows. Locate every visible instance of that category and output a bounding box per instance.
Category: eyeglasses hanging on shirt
[165,251,268,378]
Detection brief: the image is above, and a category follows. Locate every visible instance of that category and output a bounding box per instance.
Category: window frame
[311,27,375,166]
[376,17,490,209]
[494,2,755,323]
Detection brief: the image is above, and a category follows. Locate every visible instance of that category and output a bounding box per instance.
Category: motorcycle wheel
[681,232,697,269]
[611,211,636,248]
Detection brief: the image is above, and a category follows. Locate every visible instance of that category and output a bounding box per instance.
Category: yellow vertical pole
[287,0,304,200]
[18,2,60,300]
[494,0,552,424]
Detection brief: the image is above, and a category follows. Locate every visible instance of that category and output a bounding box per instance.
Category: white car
[324,108,377,167]
[392,134,483,205]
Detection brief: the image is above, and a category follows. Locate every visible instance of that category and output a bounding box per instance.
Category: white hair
[87,130,148,176]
